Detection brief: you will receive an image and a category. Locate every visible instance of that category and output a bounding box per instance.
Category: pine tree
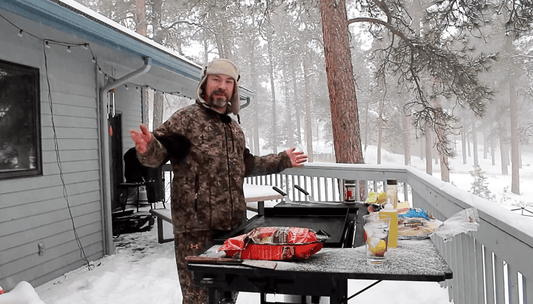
[469,165,496,201]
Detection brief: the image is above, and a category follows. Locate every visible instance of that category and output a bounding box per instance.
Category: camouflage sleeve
[137,136,168,168]
[137,108,191,167]
[243,148,293,177]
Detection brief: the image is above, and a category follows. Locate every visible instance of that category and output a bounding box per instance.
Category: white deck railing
[244,163,533,304]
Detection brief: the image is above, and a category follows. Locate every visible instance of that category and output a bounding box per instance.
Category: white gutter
[98,56,152,254]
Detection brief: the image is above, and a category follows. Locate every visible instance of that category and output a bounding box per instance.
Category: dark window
[0,59,42,179]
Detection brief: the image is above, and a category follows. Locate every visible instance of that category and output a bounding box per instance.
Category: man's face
[205,74,235,110]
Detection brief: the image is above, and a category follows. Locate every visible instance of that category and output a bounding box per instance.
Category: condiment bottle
[379,200,398,248]
[386,179,398,209]
[343,180,356,202]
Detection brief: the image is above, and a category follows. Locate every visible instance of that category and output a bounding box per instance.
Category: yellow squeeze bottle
[379,200,398,248]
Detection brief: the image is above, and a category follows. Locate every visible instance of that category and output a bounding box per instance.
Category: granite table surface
[191,239,453,282]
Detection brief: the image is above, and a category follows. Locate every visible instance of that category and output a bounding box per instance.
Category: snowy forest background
[74,0,533,202]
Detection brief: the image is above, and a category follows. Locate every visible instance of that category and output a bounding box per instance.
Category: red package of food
[218,227,328,261]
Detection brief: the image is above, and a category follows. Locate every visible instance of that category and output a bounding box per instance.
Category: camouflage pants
[174,230,237,304]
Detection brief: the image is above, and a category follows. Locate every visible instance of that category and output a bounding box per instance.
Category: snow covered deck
[242,163,533,304]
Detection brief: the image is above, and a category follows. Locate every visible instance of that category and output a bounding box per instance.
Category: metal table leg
[330,279,348,304]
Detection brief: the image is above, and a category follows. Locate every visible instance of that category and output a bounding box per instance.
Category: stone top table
[187,239,453,304]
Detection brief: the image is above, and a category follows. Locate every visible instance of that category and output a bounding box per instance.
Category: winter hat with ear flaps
[197,58,241,115]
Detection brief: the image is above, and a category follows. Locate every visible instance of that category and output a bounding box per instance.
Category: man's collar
[196,100,231,124]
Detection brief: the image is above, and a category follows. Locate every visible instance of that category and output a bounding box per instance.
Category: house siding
[115,85,143,156]
[0,0,206,291]
[0,10,104,290]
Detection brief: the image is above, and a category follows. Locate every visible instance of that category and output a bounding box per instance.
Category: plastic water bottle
[386,179,398,209]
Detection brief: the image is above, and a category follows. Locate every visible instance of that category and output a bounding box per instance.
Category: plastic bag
[218,227,328,260]
[436,208,480,242]
[397,207,480,242]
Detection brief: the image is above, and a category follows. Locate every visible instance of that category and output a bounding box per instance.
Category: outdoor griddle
[214,201,368,248]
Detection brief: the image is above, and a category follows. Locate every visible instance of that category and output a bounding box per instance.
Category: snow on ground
[33,222,453,304]
[3,144,532,304]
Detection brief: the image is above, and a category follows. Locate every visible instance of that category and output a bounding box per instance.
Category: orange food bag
[218,227,328,261]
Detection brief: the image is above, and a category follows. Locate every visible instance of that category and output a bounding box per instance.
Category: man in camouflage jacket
[131,58,307,304]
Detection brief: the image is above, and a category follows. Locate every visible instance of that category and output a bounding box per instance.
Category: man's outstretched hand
[286,148,307,168]
[130,124,152,154]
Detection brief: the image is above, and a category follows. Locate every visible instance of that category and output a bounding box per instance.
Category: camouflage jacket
[138,101,292,232]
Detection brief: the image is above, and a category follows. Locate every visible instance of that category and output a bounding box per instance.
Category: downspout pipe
[98,56,152,255]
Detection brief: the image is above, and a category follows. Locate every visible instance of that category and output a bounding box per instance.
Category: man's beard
[207,89,231,109]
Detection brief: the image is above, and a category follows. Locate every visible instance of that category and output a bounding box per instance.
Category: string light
[1,12,192,101]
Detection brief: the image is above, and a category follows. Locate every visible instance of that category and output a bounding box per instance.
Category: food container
[343,180,356,202]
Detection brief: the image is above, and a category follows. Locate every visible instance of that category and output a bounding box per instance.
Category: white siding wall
[0,11,104,290]
[116,85,143,155]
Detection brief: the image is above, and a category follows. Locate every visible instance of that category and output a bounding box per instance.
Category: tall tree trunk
[202,29,209,65]
[506,59,520,194]
[151,0,164,129]
[222,27,233,60]
[509,76,519,194]
[434,97,448,181]
[291,62,302,144]
[499,11,520,193]
[461,128,467,164]
[135,0,147,36]
[467,128,471,157]
[403,115,411,165]
[319,0,363,164]
[491,133,496,166]
[425,126,432,175]
[151,0,163,43]
[135,0,148,125]
[209,11,226,58]
[483,130,488,160]
[303,55,314,162]
[267,35,278,154]
[284,72,294,148]
[250,37,260,155]
[472,120,479,167]
[499,127,509,175]
[377,94,385,164]
[440,154,449,182]
[153,92,164,129]
[364,98,369,151]
[420,137,424,161]
[377,117,383,164]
